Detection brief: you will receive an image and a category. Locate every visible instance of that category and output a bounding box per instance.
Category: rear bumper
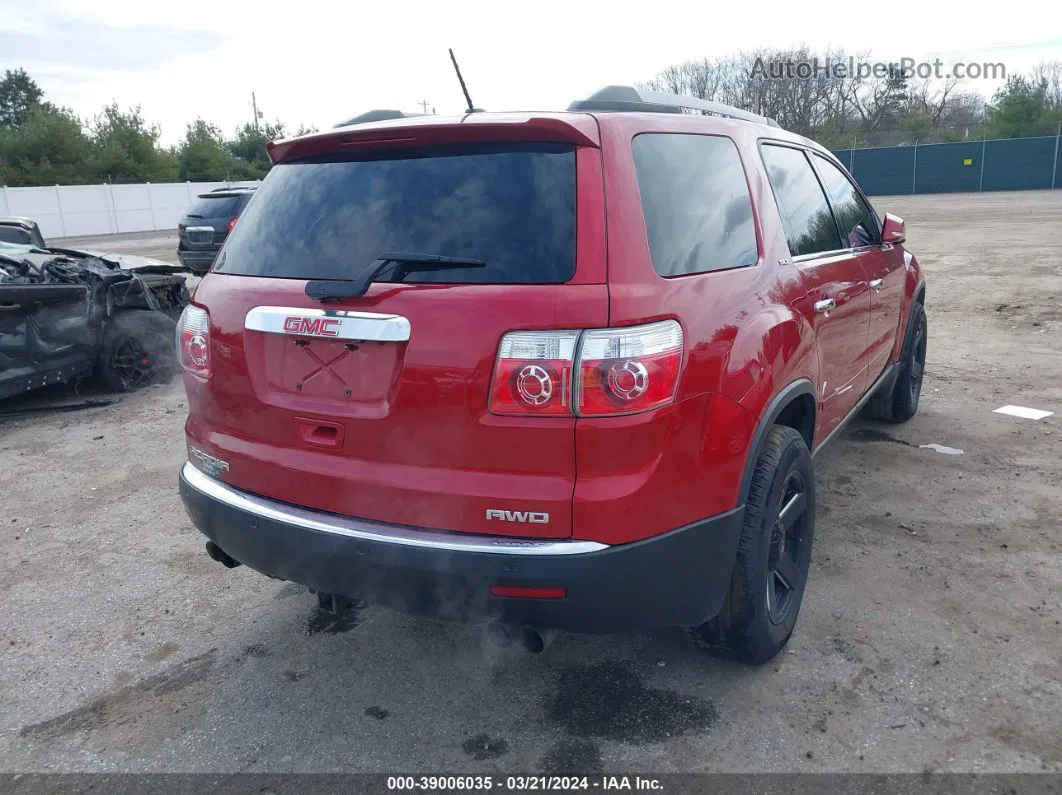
[178,462,744,633]
[176,249,218,272]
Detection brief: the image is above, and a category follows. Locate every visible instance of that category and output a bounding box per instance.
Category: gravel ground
[51,230,181,265]
[2,191,1060,775]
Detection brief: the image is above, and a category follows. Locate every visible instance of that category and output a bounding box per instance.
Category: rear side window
[185,194,243,219]
[214,143,576,284]
[632,133,758,276]
[0,226,33,245]
[812,154,881,247]
[760,144,843,257]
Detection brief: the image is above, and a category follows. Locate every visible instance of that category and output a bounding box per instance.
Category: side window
[0,226,32,245]
[812,154,881,248]
[632,133,758,277]
[760,144,843,257]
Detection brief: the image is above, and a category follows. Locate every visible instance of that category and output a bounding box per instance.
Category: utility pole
[418,99,431,114]
[251,92,261,131]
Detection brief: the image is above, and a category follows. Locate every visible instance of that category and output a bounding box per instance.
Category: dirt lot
[1,191,1060,775]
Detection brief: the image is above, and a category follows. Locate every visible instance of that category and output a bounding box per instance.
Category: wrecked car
[0,217,190,401]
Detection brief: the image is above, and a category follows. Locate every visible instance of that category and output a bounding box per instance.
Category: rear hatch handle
[305,252,486,302]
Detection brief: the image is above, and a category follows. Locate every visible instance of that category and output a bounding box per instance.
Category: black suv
[177,187,256,273]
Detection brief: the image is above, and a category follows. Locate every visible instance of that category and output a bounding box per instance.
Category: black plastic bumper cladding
[179,467,746,633]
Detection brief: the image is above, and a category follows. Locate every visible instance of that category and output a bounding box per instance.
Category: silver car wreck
[0,217,190,401]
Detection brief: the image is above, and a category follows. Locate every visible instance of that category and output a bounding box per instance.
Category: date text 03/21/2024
[386,776,665,791]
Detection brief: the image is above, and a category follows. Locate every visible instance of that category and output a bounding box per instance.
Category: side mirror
[881,213,906,245]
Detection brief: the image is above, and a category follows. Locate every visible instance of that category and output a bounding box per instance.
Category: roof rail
[333,109,424,128]
[568,85,781,128]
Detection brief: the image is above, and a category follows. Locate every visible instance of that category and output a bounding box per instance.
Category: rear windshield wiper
[305,252,486,302]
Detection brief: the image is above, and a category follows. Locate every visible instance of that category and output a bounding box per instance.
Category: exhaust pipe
[205,541,241,569]
[520,624,556,654]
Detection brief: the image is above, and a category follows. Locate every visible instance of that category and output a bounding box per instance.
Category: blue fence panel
[851,146,915,195]
[831,149,854,172]
[982,136,1057,191]
[835,134,1060,195]
[914,141,983,193]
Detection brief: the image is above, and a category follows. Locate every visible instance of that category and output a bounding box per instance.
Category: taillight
[488,321,683,417]
[177,305,211,378]
[576,320,683,416]
[489,585,567,600]
[227,216,238,233]
[488,331,578,415]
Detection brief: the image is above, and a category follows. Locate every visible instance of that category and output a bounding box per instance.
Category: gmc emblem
[283,316,341,337]
[485,509,550,524]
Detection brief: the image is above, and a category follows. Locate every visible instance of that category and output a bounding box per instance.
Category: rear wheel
[687,425,815,665]
[864,302,927,423]
[97,310,178,392]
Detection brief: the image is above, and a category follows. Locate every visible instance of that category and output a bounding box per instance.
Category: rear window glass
[214,143,576,284]
[632,133,758,277]
[185,194,243,218]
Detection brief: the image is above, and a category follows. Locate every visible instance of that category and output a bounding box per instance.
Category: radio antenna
[448,49,481,113]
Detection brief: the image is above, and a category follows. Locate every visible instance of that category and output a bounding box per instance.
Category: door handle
[869,278,883,290]
[814,298,836,315]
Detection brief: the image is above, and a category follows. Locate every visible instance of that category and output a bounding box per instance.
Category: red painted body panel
[183,108,921,549]
[573,392,755,544]
[185,276,609,539]
[792,251,872,438]
[578,113,823,533]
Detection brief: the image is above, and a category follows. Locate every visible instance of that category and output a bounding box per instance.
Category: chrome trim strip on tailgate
[182,462,608,555]
[244,306,411,342]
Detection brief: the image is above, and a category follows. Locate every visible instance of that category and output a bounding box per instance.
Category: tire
[686,425,816,665]
[864,302,927,423]
[97,310,178,393]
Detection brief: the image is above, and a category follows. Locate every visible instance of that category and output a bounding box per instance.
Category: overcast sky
[2,0,1061,145]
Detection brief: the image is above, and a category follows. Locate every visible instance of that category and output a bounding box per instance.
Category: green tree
[811,118,866,150]
[227,121,285,179]
[178,119,233,181]
[0,103,91,186]
[0,68,44,127]
[90,103,178,183]
[900,109,934,142]
[985,77,1057,138]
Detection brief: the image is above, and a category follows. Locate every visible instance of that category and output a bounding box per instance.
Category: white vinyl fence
[0,180,261,240]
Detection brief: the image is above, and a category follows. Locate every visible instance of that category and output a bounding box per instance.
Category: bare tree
[1032,60,1062,108]
[640,49,1042,146]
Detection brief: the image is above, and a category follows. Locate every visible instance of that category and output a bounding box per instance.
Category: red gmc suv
[177,86,927,665]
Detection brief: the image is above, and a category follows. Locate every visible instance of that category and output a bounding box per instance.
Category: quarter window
[632,133,759,276]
